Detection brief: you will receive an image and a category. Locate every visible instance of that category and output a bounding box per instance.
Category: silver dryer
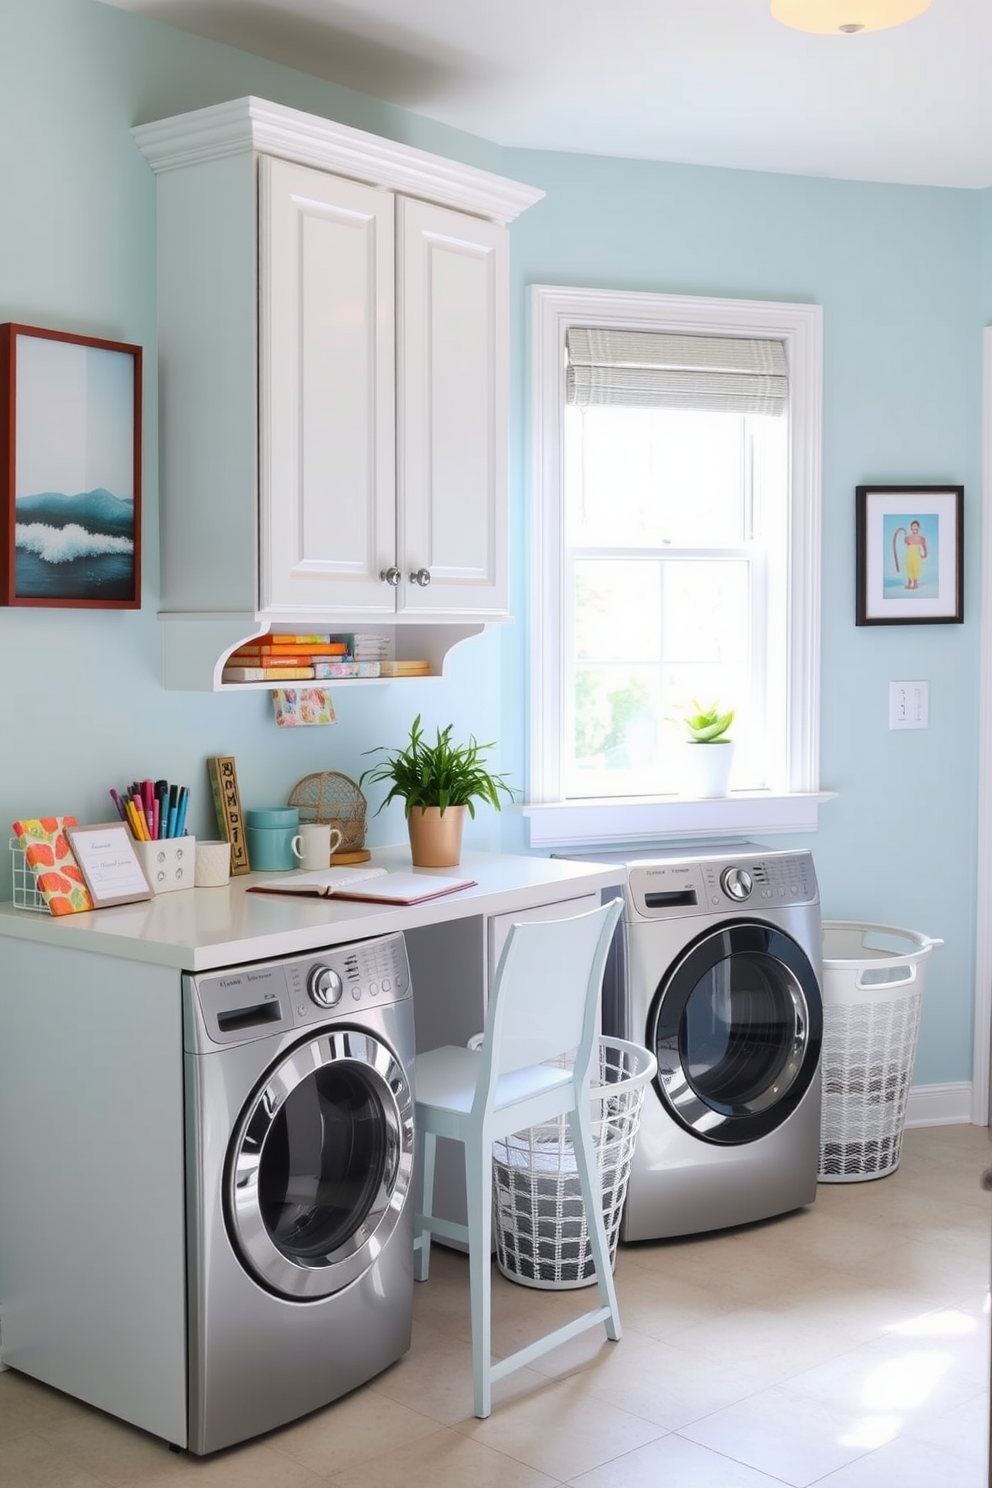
[184,931,416,1454]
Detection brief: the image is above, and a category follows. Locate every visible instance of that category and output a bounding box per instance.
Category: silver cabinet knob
[409,567,432,587]
[981,1167,992,1193]
[379,567,401,587]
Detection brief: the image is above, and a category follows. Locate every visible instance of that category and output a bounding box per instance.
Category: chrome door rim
[227,1028,414,1299]
[648,920,822,1145]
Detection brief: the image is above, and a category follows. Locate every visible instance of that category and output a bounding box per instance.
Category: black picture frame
[0,322,142,608]
[855,485,963,626]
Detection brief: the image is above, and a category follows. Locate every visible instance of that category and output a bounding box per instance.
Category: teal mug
[246,806,300,872]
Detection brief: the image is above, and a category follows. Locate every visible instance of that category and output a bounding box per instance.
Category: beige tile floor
[1,1123,989,1487]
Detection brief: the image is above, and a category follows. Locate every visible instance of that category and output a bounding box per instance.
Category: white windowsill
[520,791,836,850]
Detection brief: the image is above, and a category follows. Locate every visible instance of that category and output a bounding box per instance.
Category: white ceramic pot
[681,741,735,799]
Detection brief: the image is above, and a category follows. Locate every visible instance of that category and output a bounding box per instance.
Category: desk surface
[0,847,623,971]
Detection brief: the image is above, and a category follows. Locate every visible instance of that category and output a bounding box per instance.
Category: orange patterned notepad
[11,815,95,915]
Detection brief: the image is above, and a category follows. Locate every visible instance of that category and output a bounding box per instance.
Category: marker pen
[175,787,189,839]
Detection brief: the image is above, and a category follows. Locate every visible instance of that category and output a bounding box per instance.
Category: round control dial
[721,866,753,902]
[307,965,343,1008]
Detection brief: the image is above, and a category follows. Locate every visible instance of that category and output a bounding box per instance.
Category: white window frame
[523,284,829,850]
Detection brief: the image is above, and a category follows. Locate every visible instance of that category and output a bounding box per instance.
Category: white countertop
[0,848,622,971]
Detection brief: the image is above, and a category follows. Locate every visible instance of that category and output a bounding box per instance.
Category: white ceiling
[100,0,992,189]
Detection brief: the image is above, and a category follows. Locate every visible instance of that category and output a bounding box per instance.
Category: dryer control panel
[627,849,818,921]
[184,931,412,1050]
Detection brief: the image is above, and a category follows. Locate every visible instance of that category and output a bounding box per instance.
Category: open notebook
[247,867,477,904]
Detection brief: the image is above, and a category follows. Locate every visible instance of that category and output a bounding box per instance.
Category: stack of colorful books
[220,632,430,683]
[222,634,382,683]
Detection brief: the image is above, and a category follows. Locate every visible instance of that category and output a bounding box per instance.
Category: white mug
[292,823,343,870]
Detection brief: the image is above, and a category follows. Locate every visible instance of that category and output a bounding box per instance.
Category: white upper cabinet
[259,158,396,618]
[133,97,543,689]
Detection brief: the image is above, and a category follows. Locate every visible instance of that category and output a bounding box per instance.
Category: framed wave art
[0,323,142,608]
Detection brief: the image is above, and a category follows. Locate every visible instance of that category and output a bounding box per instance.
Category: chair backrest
[471,898,623,1116]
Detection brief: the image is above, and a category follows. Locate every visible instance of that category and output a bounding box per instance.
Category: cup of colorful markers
[110,780,190,843]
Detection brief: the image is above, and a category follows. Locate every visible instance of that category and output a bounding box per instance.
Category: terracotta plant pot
[407,804,466,867]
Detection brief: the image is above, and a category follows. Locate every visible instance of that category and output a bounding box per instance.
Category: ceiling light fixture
[770,0,930,34]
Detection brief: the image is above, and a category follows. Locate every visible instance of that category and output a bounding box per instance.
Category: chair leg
[465,1144,494,1418]
[568,1106,622,1341]
[414,1129,437,1283]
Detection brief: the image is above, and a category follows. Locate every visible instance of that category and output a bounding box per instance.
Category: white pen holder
[133,836,195,894]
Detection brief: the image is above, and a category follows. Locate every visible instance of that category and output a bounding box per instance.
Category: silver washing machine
[583,844,822,1241]
[184,931,416,1455]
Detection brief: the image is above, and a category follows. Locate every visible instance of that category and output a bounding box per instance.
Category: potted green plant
[672,700,736,798]
[360,715,514,866]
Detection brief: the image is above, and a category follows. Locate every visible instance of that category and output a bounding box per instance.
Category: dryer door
[226,1028,414,1299]
[647,920,822,1145]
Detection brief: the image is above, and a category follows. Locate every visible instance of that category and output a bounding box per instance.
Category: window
[525,286,823,849]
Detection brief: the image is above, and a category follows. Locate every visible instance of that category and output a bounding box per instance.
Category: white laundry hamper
[818,921,942,1183]
[490,1037,656,1290]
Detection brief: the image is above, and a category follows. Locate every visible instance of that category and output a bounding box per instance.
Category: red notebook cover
[248,870,476,904]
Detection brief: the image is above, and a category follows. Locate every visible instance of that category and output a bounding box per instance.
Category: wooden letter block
[207,756,250,875]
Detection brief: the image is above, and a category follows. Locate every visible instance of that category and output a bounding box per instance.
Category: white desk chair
[413,898,625,1418]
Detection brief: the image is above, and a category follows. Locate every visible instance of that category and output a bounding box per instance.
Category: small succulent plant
[676,701,735,744]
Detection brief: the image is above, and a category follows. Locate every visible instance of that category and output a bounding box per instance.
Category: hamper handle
[854,962,917,991]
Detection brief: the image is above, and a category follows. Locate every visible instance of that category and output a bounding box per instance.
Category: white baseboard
[905,1081,975,1127]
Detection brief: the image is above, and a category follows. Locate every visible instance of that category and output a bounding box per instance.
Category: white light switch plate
[890,680,929,729]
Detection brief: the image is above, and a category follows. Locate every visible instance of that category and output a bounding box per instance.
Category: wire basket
[818,921,941,1183]
[287,772,368,854]
[491,1037,656,1290]
[10,840,50,913]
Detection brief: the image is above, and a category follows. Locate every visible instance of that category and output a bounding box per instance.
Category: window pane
[574,560,661,662]
[565,557,754,798]
[564,405,747,549]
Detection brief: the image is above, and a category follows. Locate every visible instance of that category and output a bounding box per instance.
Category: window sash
[562,547,768,800]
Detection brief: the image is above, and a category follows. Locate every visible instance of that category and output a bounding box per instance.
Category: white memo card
[66,822,153,908]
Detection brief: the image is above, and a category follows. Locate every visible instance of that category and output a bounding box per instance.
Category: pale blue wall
[0,0,984,1087]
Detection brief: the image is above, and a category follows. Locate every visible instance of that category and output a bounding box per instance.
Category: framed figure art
[855,485,964,626]
[0,323,142,608]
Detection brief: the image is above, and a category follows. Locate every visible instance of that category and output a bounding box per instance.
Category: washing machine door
[226,1028,414,1300]
[647,920,822,1145]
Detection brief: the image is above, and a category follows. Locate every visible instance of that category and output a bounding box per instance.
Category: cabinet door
[259,157,396,617]
[396,198,509,618]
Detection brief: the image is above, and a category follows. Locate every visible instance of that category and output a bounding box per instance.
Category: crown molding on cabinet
[132,95,545,226]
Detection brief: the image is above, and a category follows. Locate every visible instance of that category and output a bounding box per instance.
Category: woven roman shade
[566,327,789,415]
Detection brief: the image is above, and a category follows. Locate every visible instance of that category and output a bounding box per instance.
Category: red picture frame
[0,322,142,608]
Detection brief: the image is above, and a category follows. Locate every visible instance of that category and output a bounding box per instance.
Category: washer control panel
[185,931,412,1049]
[627,849,817,921]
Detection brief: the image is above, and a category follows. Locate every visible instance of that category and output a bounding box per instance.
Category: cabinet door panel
[260,157,396,616]
[397,199,508,617]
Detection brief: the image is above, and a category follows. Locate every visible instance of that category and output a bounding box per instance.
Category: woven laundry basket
[818,921,942,1184]
[491,1037,656,1289]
